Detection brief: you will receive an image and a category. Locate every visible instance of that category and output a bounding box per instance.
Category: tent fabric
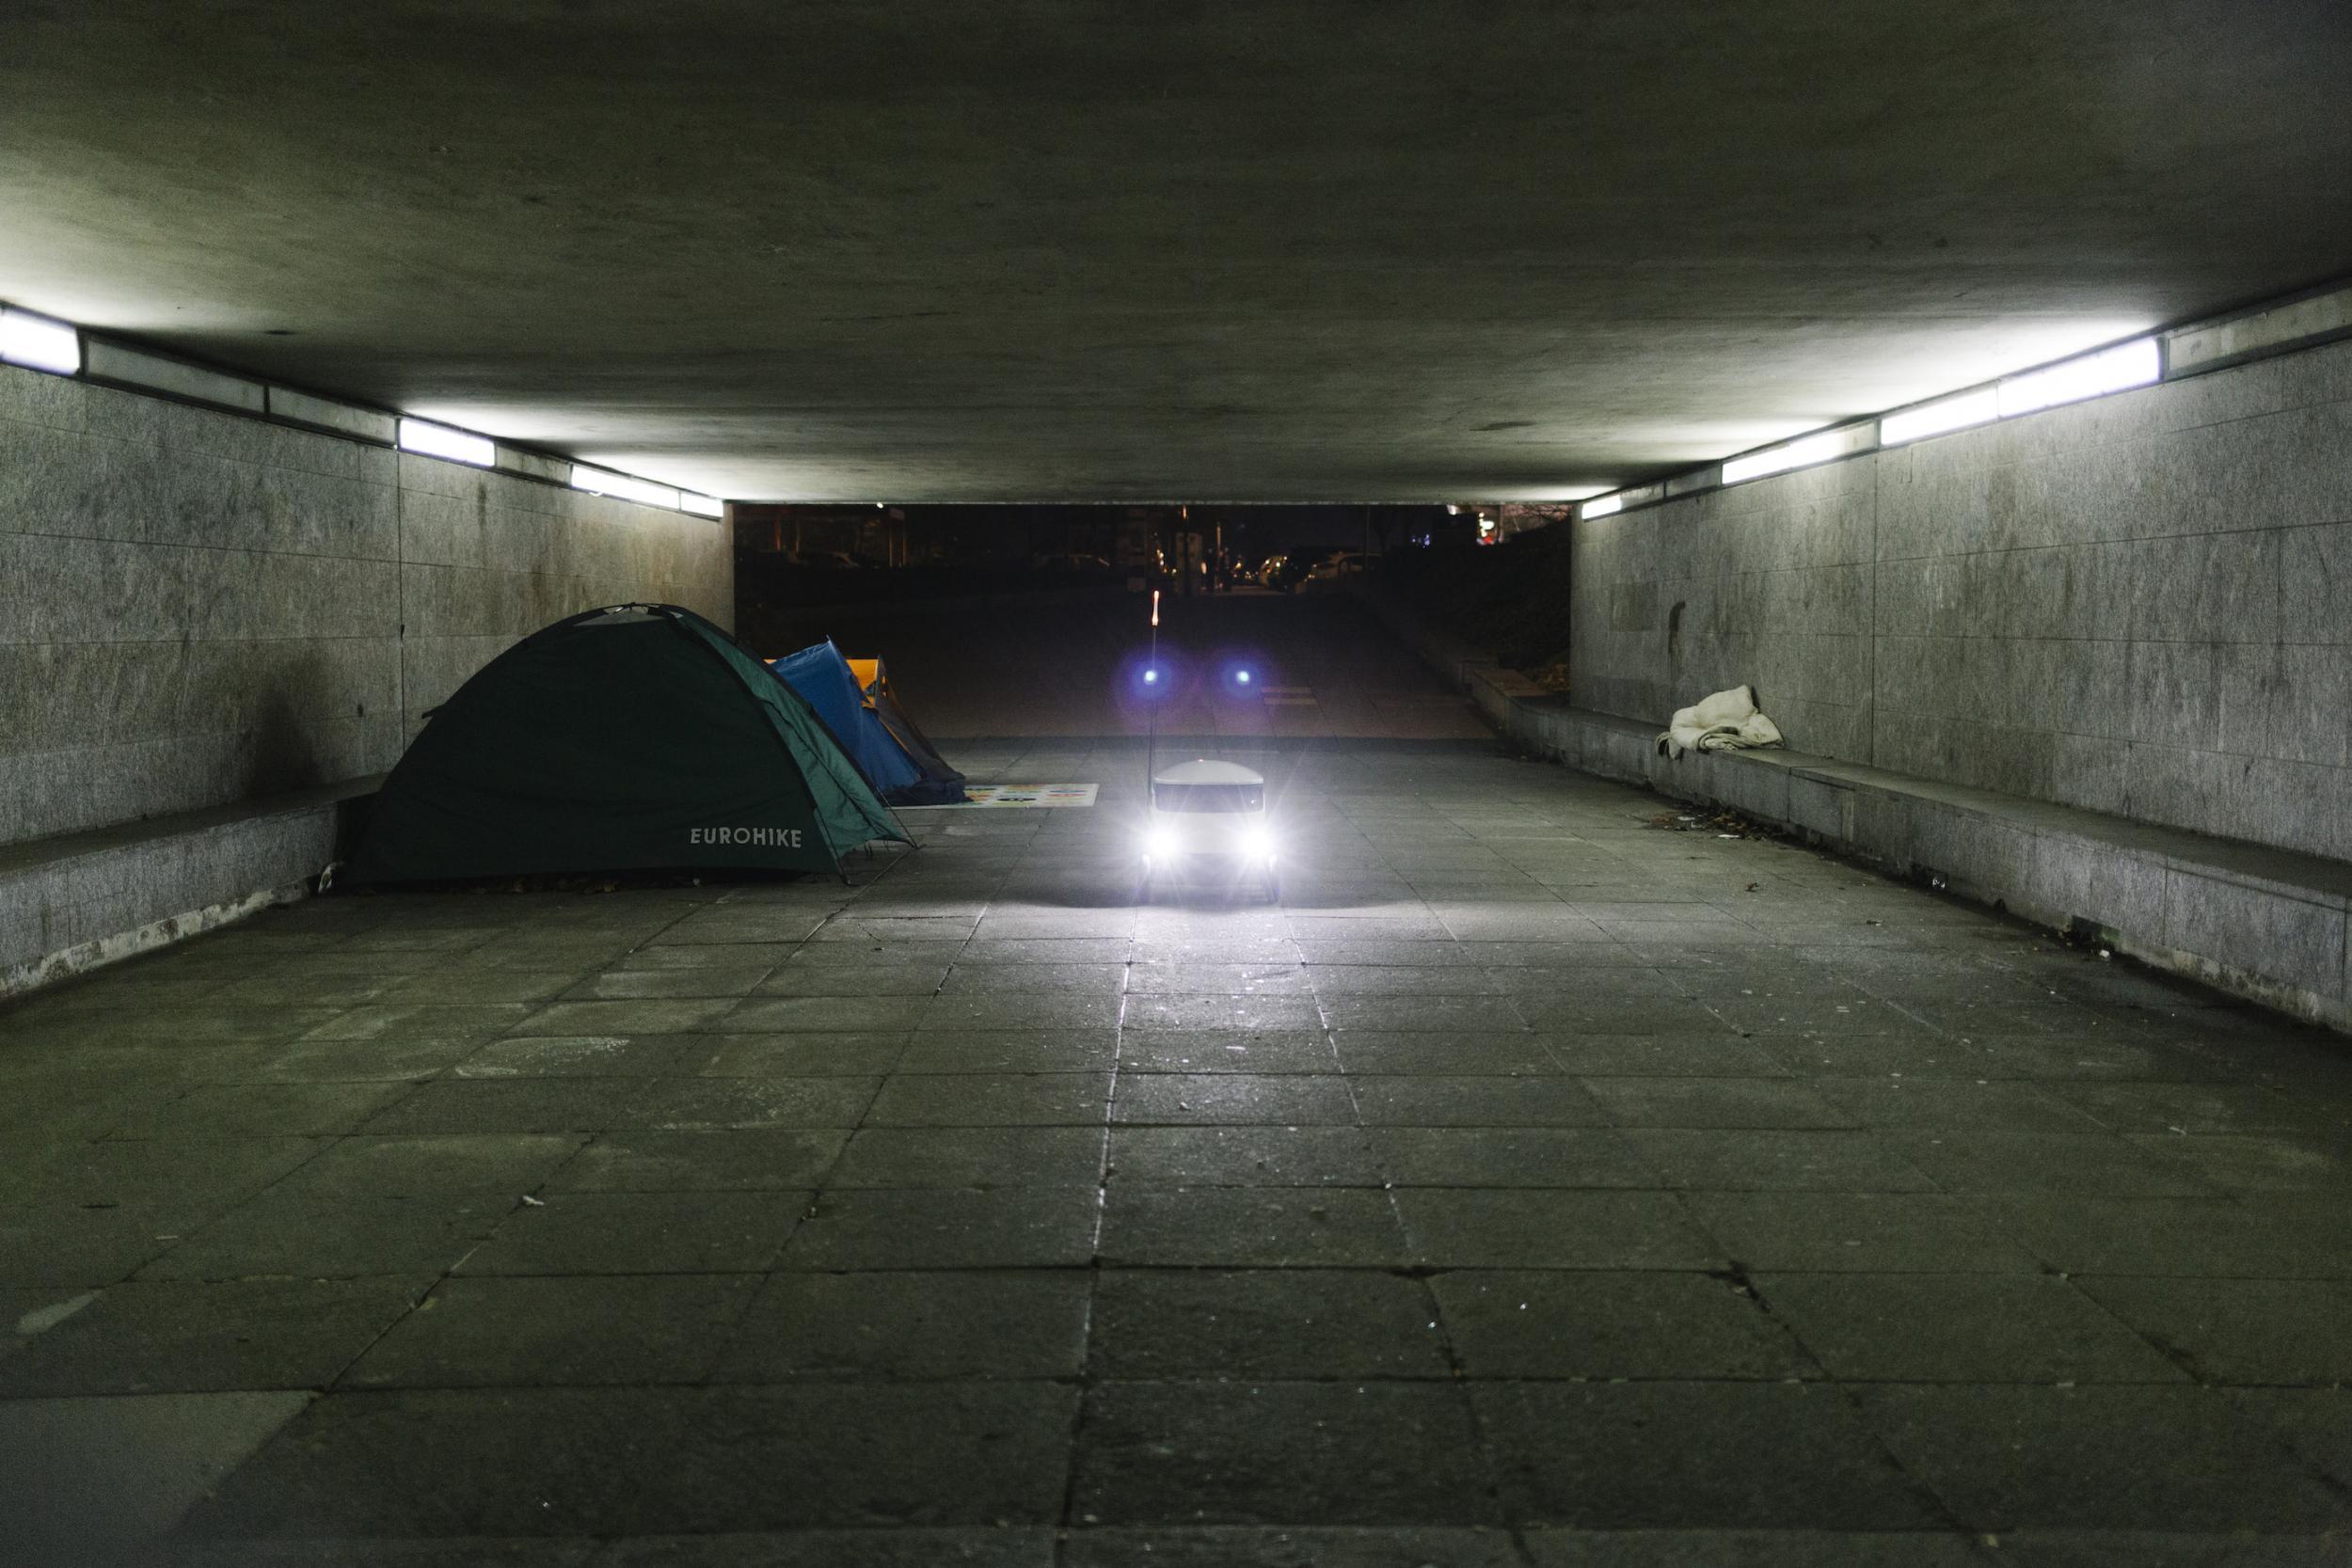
[767,641,925,800]
[772,644,968,807]
[866,675,968,806]
[343,604,908,883]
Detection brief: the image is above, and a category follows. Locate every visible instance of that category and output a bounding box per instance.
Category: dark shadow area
[733,502,1464,653]
[1374,525,1577,686]
[242,689,325,799]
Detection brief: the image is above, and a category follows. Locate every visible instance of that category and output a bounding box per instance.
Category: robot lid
[1150,757,1266,787]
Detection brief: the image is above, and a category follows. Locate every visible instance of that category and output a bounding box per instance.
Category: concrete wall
[0,361,731,847]
[1572,335,2352,862]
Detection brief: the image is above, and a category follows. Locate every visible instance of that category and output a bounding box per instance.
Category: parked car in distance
[1268,550,1337,592]
[1301,550,1365,585]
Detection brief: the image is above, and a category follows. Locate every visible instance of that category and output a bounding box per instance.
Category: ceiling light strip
[1879,388,2000,446]
[397,418,496,467]
[569,466,680,510]
[1994,339,2160,418]
[0,306,81,374]
[1720,424,1875,486]
[13,278,2326,519]
[0,297,730,515]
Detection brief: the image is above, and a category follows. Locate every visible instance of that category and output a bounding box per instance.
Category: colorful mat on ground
[949,784,1099,808]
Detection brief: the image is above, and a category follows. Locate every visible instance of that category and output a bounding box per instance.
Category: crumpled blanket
[1657,684,1784,759]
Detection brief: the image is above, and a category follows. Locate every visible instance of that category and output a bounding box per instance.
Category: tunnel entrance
[727,503,1559,746]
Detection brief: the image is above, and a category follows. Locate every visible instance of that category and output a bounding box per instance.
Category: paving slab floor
[7,598,2352,1562]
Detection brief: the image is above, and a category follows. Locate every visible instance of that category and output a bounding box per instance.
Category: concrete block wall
[0,361,731,848]
[393,451,731,738]
[1570,335,2352,862]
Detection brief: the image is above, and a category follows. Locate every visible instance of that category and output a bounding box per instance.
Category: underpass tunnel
[5,3,2352,1558]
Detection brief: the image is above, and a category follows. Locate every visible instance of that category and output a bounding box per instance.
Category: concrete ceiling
[5,2,2350,503]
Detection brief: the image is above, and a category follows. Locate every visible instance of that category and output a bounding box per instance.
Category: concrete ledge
[1357,584,2352,1031]
[0,779,380,998]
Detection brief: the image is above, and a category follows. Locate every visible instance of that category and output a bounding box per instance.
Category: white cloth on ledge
[1657,684,1784,759]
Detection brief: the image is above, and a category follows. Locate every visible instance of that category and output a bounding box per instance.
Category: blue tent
[767,640,930,801]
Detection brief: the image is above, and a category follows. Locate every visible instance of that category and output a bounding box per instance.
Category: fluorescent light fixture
[569,466,679,509]
[1581,493,1623,519]
[1996,339,2159,418]
[0,307,81,374]
[1721,430,1854,485]
[1880,388,2001,446]
[399,418,495,467]
[680,492,724,518]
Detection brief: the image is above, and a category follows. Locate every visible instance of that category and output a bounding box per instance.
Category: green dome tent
[342,604,909,883]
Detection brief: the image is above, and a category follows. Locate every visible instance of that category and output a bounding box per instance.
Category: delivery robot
[1139,756,1279,902]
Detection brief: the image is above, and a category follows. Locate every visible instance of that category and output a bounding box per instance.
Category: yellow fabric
[847,657,882,707]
